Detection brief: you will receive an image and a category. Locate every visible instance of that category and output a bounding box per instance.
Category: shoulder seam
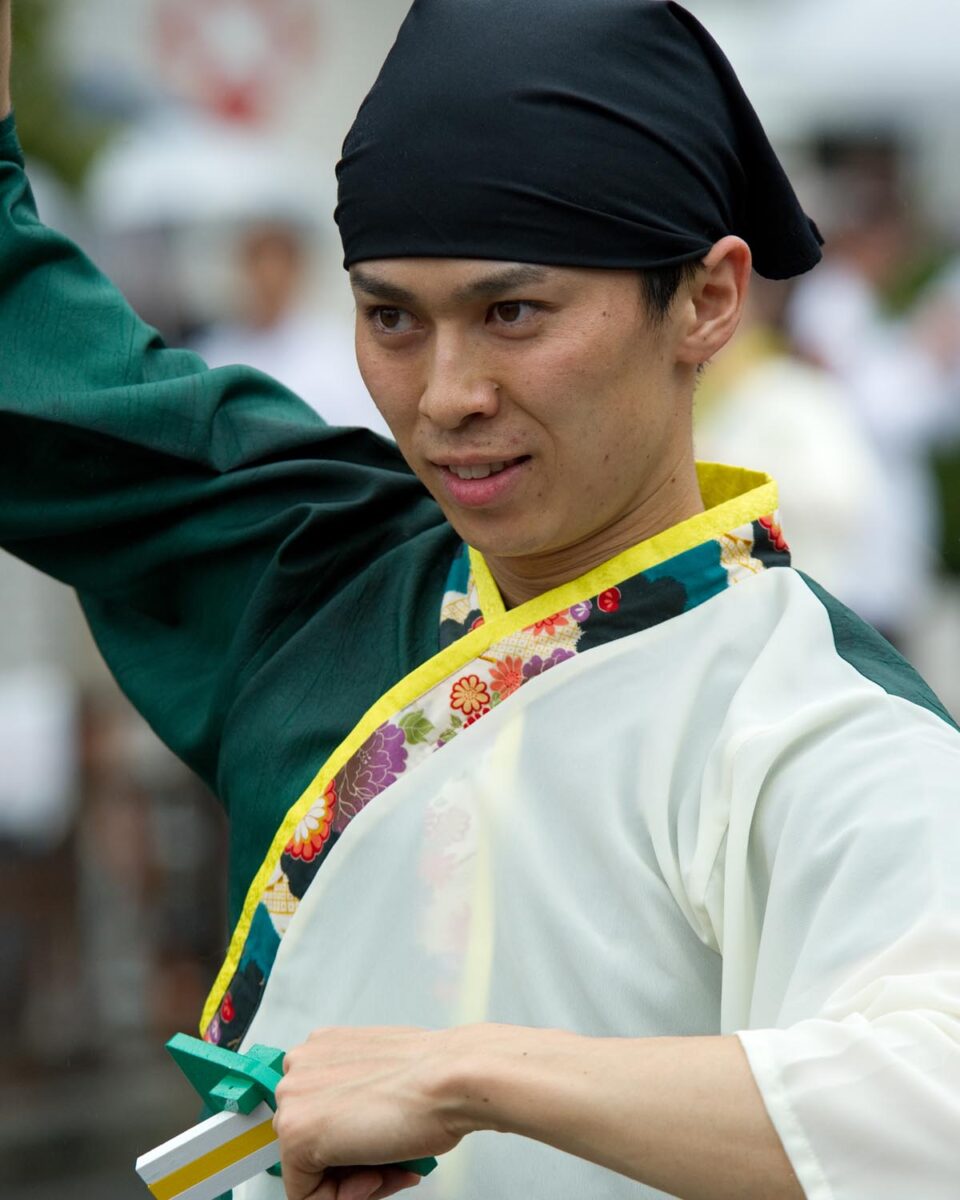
[796,570,958,733]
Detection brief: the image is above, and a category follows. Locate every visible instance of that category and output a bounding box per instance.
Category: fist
[273,1025,469,1200]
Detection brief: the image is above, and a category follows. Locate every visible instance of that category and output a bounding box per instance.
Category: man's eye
[370,307,415,333]
[490,301,539,326]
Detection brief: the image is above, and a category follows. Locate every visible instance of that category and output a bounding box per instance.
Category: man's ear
[676,236,752,365]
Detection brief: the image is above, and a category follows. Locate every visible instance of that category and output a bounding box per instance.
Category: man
[2,4,959,1200]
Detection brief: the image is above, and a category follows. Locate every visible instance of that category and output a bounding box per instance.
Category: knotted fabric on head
[335,0,822,279]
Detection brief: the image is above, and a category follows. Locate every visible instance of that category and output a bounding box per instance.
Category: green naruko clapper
[167,1032,284,1115]
[166,1034,438,1177]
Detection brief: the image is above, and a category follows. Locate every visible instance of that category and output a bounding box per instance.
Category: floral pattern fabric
[333,724,407,833]
[203,515,790,1047]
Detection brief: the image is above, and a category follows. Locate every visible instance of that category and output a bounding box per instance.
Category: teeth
[450,460,510,480]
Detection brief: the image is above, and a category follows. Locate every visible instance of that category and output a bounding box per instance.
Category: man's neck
[484,457,705,609]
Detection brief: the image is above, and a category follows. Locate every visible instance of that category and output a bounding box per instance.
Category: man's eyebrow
[349,270,419,307]
[451,265,552,304]
[348,264,553,308]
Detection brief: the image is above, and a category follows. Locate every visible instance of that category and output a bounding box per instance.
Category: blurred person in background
[0,664,79,1070]
[695,275,886,605]
[3,4,960,1200]
[193,218,391,437]
[913,254,960,401]
[787,170,960,646]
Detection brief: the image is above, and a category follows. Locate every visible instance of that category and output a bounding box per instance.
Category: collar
[440,463,788,650]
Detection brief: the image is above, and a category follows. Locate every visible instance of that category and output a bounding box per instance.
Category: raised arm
[0,22,446,821]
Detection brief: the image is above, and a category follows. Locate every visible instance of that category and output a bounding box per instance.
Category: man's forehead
[349,260,559,307]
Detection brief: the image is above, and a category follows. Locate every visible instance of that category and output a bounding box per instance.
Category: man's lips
[432,455,531,508]
[433,454,530,480]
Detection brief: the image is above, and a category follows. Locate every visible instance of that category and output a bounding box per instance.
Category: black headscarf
[335,0,822,279]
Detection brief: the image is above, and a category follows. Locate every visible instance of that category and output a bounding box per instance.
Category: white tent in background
[81,107,332,331]
[84,107,323,230]
[781,0,960,119]
[709,0,960,137]
[699,0,960,236]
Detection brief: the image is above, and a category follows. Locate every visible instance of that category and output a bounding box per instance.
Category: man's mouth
[432,455,532,509]
[438,455,529,480]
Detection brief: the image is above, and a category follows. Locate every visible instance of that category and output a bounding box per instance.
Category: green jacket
[0,112,460,925]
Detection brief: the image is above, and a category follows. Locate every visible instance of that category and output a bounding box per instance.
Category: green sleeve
[0,113,444,794]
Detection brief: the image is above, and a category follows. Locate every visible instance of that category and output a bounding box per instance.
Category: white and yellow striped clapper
[136,1101,280,1200]
[136,1033,286,1200]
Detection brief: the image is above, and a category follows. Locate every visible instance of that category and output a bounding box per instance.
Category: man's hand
[274,1026,469,1200]
[1,1,11,118]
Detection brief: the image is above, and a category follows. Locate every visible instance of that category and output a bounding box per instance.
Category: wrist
[427,1023,499,1140]
[430,1023,576,1141]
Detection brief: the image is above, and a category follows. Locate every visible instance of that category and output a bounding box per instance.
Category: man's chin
[442,512,559,562]
[412,465,565,559]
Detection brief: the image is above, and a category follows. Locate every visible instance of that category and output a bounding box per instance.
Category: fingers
[279,1143,327,1200]
[322,1165,420,1200]
[369,1169,424,1198]
[330,1168,386,1200]
[280,1158,421,1200]
[281,1160,323,1200]
[276,1097,327,1200]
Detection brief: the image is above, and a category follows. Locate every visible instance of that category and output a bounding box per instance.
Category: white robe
[235,561,960,1199]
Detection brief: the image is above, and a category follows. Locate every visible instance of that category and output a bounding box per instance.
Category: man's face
[351,259,691,561]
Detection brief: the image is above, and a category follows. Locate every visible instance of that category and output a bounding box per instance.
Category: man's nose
[418,340,501,430]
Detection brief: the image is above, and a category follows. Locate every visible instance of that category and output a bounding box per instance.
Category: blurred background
[3,1,960,1196]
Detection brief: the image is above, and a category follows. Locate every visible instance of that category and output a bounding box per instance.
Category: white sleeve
[718,694,960,1199]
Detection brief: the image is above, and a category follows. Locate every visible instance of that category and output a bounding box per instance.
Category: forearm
[445,1025,803,1200]
[1,1,10,117]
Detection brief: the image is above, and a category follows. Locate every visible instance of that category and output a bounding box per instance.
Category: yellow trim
[468,462,776,622]
[148,1117,277,1200]
[200,462,776,1033]
[470,549,506,619]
